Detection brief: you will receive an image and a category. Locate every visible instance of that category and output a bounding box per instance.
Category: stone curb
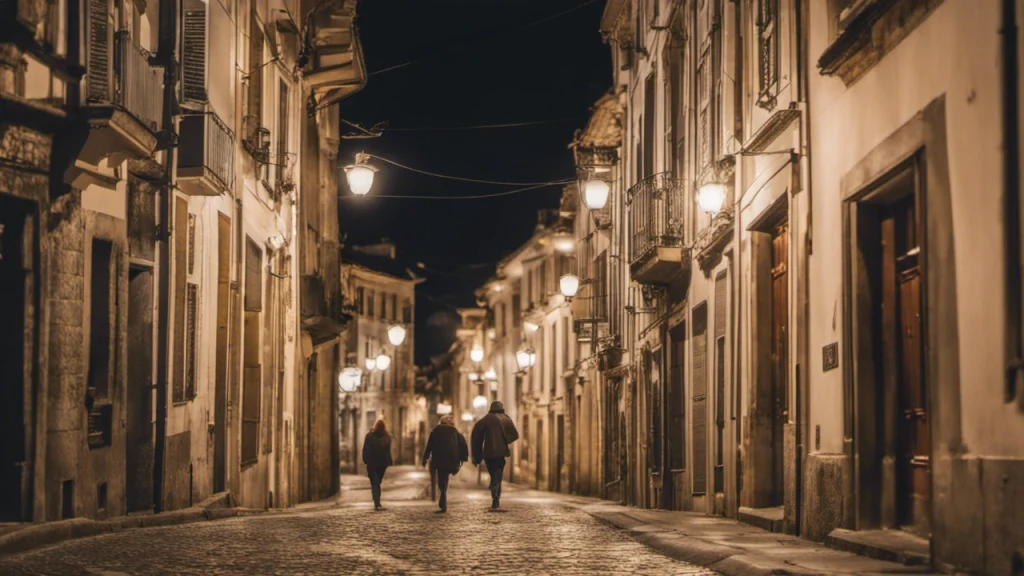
[0,505,268,558]
[584,508,823,576]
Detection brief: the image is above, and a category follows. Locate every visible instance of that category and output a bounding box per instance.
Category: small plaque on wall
[822,342,839,372]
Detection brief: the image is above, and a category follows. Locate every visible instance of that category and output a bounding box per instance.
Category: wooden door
[126,267,154,512]
[770,222,789,504]
[0,199,29,521]
[882,196,929,534]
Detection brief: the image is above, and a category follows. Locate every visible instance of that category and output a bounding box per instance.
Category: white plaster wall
[808,0,1024,457]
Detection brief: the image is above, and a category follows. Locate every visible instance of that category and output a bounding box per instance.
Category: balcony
[178,111,234,196]
[75,31,163,169]
[627,173,686,285]
[300,274,349,345]
[302,0,366,112]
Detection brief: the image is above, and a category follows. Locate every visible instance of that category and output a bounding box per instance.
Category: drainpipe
[1002,0,1022,406]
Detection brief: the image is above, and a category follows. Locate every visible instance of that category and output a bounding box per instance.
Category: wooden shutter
[247,10,264,135]
[692,303,708,494]
[643,74,655,178]
[185,283,198,398]
[87,0,110,101]
[244,237,262,312]
[187,214,196,275]
[182,1,207,102]
[276,80,289,188]
[172,198,188,403]
[241,312,261,464]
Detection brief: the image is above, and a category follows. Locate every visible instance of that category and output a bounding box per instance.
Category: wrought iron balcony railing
[627,172,686,267]
[116,31,163,132]
[178,110,234,195]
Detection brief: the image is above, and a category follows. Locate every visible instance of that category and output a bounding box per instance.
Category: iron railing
[205,112,234,190]
[116,31,162,132]
[626,172,686,266]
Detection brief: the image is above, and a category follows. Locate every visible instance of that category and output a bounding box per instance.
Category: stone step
[826,527,930,566]
[737,505,785,533]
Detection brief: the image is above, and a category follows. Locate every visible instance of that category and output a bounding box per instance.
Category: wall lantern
[516,348,537,370]
[487,328,496,340]
[523,320,539,336]
[472,395,489,410]
[696,181,728,215]
[387,324,407,346]
[582,179,610,210]
[338,367,362,392]
[470,345,484,363]
[483,368,497,381]
[375,353,391,371]
[551,232,576,254]
[436,403,453,415]
[364,356,377,371]
[461,411,474,422]
[344,152,377,196]
[559,273,580,300]
[489,380,498,392]
[468,372,480,382]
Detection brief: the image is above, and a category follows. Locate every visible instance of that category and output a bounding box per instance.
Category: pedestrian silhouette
[422,414,469,513]
[470,401,519,509]
[362,418,393,511]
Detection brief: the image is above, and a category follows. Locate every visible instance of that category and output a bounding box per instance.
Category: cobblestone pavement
[0,480,718,576]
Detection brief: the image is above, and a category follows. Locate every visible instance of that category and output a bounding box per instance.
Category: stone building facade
[502,1,1024,574]
[0,0,364,524]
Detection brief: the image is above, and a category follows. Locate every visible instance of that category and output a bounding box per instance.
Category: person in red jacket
[471,401,519,509]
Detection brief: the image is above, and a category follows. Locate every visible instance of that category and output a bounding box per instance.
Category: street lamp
[468,372,479,382]
[461,412,474,423]
[375,353,391,371]
[387,324,407,346]
[490,380,498,392]
[524,320,539,336]
[551,232,575,254]
[472,395,489,410]
[344,152,377,196]
[582,178,610,210]
[364,356,377,371]
[436,403,453,415]
[696,181,727,214]
[559,273,580,300]
[470,345,484,363]
[516,348,537,370]
[338,367,362,392]
[483,368,497,381]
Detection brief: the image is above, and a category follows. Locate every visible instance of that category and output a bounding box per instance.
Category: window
[367,289,375,317]
[380,292,387,320]
[275,80,289,192]
[539,262,548,297]
[757,0,779,104]
[698,44,711,169]
[245,8,264,151]
[391,294,398,321]
[499,303,506,337]
[512,294,521,327]
[173,199,189,403]
[88,239,114,400]
[643,73,655,178]
[355,287,364,315]
[402,299,412,323]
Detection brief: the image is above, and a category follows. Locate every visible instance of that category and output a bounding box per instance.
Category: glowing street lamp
[582,178,610,210]
[364,356,377,371]
[436,403,453,415]
[559,273,580,300]
[387,324,407,346]
[490,380,498,392]
[472,395,489,410]
[551,232,576,254]
[483,368,497,381]
[338,367,362,392]
[516,348,537,370]
[697,181,728,215]
[470,345,484,363]
[468,372,479,382]
[375,353,391,371]
[461,411,474,422]
[343,153,377,196]
[523,320,539,336]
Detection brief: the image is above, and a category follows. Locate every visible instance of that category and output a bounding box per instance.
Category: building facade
[339,243,425,473]
[516,1,1024,575]
[0,0,364,523]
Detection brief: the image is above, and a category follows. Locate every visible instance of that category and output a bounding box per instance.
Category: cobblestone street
[0,474,717,576]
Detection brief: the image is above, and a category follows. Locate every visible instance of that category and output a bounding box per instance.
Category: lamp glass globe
[387,325,406,346]
[559,274,580,298]
[470,346,484,363]
[472,395,488,409]
[697,182,728,214]
[375,354,391,371]
[583,179,610,210]
[345,165,375,196]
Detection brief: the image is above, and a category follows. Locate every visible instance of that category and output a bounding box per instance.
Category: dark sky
[337,0,611,363]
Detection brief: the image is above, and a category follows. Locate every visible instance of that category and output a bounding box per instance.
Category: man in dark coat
[471,401,519,509]
[421,414,469,512]
[362,418,393,510]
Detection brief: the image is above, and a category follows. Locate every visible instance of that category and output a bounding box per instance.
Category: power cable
[367,0,601,77]
[339,181,570,201]
[365,154,575,187]
[381,117,577,132]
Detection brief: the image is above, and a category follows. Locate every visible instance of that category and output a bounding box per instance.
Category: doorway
[555,414,564,493]
[668,322,687,510]
[770,222,788,506]
[0,195,35,521]
[126,266,154,512]
[213,214,230,493]
[535,418,543,489]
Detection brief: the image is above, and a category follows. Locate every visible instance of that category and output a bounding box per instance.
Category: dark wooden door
[0,199,29,521]
[770,222,789,504]
[126,267,155,512]
[213,214,230,493]
[556,414,565,492]
[882,196,929,534]
[536,419,544,488]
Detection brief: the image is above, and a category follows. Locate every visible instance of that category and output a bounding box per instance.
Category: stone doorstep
[827,528,931,566]
[738,505,786,534]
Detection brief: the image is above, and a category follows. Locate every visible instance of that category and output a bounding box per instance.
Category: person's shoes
[491,497,499,509]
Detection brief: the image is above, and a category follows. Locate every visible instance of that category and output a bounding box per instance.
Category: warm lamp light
[375,354,391,371]
[470,346,484,363]
[472,395,489,410]
[343,155,377,196]
[697,182,727,214]
[583,179,610,210]
[551,232,576,254]
[524,320,539,336]
[338,367,362,392]
[387,325,407,346]
[559,273,580,300]
[365,356,377,371]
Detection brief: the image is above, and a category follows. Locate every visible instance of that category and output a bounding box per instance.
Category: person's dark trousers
[484,458,506,507]
[367,466,387,508]
[436,470,452,511]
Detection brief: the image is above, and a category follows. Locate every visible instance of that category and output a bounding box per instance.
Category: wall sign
[822,342,839,372]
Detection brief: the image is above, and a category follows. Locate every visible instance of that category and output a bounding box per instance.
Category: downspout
[728,0,743,519]
[1001,0,1022,406]
[793,0,810,537]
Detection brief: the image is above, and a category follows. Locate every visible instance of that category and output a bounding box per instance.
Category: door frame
[840,97,960,536]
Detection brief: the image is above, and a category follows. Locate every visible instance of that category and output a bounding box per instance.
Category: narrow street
[0,469,715,576]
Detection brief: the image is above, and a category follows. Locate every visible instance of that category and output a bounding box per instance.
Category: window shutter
[182,2,207,102]
[87,0,110,101]
[185,283,198,398]
[247,11,264,135]
[692,303,708,494]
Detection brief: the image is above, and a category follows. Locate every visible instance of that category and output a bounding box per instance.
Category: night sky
[337,0,611,363]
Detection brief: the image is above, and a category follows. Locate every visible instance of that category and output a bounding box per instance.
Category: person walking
[421,414,469,513]
[471,401,519,510]
[362,418,393,511]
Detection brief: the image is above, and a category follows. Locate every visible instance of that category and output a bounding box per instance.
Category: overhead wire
[366,154,575,187]
[339,181,571,201]
[381,117,578,132]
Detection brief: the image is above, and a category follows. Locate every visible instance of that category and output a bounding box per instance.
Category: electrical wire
[367,0,601,77]
[339,181,569,200]
[381,117,577,132]
[367,154,575,186]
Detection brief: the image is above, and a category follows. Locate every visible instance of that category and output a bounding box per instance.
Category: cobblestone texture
[0,482,718,576]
